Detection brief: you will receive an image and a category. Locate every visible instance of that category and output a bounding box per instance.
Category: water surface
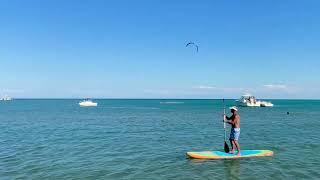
[1,99,319,179]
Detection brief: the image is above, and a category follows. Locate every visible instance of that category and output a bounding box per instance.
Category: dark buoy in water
[287,112,289,115]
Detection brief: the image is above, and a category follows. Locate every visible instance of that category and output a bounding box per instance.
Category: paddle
[223,99,230,153]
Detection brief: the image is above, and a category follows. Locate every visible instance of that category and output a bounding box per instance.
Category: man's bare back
[231,113,240,128]
[227,113,240,128]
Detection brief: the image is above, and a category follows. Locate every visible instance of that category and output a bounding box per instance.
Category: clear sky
[0,0,319,99]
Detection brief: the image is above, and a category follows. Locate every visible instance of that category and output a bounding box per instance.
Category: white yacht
[236,94,273,107]
[0,95,13,101]
[79,99,97,107]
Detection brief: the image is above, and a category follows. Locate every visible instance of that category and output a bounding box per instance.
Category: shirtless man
[224,106,241,155]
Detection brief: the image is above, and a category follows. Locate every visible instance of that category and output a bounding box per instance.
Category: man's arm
[224,115,233,124]
[227,115,239,125]
[226,119,234,125]
[225,115,238,125]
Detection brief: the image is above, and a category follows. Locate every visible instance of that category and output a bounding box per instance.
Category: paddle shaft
[223,99,230,153]
[223,99,226,141]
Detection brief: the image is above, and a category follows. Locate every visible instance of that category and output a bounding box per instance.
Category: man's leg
[229,139,234,153]
[229,129,235,153]
[234,140,241,155]
[232,140,236,153]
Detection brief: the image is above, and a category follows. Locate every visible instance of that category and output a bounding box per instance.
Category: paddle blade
[224,141,230,153]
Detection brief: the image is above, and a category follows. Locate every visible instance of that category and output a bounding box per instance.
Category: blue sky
[0,0,319,99]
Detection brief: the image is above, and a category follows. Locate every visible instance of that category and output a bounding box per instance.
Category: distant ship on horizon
[0,95,13,101]
[79,99,97,107]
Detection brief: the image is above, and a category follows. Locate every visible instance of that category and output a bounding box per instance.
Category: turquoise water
[1,99,320,179]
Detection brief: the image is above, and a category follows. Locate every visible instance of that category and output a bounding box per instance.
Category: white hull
[238,101,273,107]
[79,100,97,107]
[260,102,274,107]
[238,102,261,107]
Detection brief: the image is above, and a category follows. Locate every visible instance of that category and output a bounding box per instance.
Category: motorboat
[236,94,273,107]
[237,94,260,107]
[79,99,97,107]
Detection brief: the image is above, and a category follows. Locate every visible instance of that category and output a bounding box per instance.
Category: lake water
[1,99,319,179]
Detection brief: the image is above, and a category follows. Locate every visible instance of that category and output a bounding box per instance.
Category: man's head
[230,106,238,113]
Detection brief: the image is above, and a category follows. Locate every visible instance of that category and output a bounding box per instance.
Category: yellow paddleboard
[187,150,273,160]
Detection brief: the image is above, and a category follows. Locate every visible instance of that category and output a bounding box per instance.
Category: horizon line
[7,98,320,100]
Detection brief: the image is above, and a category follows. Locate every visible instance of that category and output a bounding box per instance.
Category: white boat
[0,95,13,101]
[79,99,97,107]
[236,94,273,107]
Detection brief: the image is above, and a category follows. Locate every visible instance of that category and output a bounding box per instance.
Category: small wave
[108,107,160,110]
[160,102,184,104]
[108,107,127,109]
[132,107,160,110]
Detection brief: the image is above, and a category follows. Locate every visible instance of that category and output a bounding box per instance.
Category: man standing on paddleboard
[224,106,241,155]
